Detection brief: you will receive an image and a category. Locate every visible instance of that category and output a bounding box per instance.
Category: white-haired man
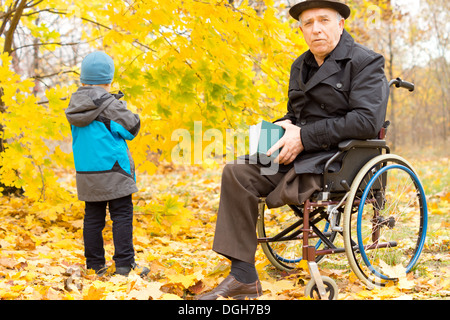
[198,0,389,300]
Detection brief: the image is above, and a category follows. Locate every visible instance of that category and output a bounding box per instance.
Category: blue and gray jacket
[65,86,140,201]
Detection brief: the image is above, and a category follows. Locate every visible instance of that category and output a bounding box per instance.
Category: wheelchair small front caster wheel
[304,276,338,300]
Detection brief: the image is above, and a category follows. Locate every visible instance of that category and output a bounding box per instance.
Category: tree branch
[31,70,79,80]
[37,96,68,105]
[3,0,28,54]
[11,41,79,53]
[25,0,44,9]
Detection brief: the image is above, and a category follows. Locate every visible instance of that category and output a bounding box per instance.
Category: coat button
[336,82,343,89]
[322,144,328,149]
[320,104,325,109]
[300,120,307,125]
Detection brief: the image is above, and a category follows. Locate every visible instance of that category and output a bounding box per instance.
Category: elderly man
[198,0,389,300]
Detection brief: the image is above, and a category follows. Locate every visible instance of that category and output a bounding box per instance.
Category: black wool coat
[276,30,389,174]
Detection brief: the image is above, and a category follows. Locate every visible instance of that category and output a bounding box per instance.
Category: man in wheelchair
[198,0,389,300]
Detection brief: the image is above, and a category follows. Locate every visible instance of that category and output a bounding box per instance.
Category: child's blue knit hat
[80,51,115,85]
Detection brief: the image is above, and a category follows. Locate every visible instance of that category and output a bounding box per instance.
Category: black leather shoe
[197,275,262,300]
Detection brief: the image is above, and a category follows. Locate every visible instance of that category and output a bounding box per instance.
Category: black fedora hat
[289,0,351,21]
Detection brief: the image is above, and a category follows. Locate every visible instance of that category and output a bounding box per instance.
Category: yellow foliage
[0,162,449,300]
[1,0,448,302]
[0,1,307,217]
[167,273,199,289]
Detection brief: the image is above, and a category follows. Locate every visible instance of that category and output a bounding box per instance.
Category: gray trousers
[212,161,321,264]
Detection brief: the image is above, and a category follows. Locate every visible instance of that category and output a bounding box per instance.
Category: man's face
[299,8,345,63]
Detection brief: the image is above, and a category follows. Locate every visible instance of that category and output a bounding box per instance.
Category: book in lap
[249,120,285,165]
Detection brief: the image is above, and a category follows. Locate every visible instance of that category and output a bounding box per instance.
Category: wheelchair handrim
[357,164,428,280]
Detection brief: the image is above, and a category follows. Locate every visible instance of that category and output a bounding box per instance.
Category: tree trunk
[0,0,28,195]
[3,0,28,55]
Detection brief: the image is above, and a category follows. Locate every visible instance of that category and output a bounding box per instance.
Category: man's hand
[267,121,304,165]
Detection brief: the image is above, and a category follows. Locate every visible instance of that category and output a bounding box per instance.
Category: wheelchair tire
[257,201,337,271]
[343,154,428,288]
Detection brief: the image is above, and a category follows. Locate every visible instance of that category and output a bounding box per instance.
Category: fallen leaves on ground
[0,159,449,300]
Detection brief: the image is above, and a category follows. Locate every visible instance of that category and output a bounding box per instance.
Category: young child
[65,51,148,277]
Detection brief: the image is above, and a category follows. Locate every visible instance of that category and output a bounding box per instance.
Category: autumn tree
[344,0,448,152]
[0,0,307,209]
[420,0,449,147]
[344,0,409,150]
[1,0,42,153]
[3,0,445,209]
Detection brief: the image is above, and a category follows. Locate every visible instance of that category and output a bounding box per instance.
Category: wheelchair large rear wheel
[257,201,338,271]
[343,154,428,288]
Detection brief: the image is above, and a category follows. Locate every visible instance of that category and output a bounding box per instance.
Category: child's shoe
[115,262,149,277]
[88,264,108,277]
[95,265,108,277]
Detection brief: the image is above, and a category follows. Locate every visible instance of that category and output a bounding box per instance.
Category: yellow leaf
[127,282,164,300]
[167,273,199,289]
[160,293,183,300]
[83,283,106,300]
[378,260,407,279]
[398,277,415,291]
[297,259,309,270]
[261,279,296,294]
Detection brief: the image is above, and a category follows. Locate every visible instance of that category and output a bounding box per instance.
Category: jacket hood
[65,86,114,127]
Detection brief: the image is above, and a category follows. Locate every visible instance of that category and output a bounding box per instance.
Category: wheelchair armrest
[325,139,388,177]
[338,139,387,152]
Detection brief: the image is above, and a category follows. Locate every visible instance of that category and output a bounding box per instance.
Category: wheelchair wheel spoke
[344,155,427,287]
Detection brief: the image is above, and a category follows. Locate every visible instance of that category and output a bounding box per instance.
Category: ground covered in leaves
[0,158,448,300]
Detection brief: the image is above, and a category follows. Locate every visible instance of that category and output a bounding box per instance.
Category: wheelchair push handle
[389,77,415,92]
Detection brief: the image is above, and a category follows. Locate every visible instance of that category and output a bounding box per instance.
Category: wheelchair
[256,78,428,300]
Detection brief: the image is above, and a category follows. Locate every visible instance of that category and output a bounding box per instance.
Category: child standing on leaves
[65,51,148,277]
